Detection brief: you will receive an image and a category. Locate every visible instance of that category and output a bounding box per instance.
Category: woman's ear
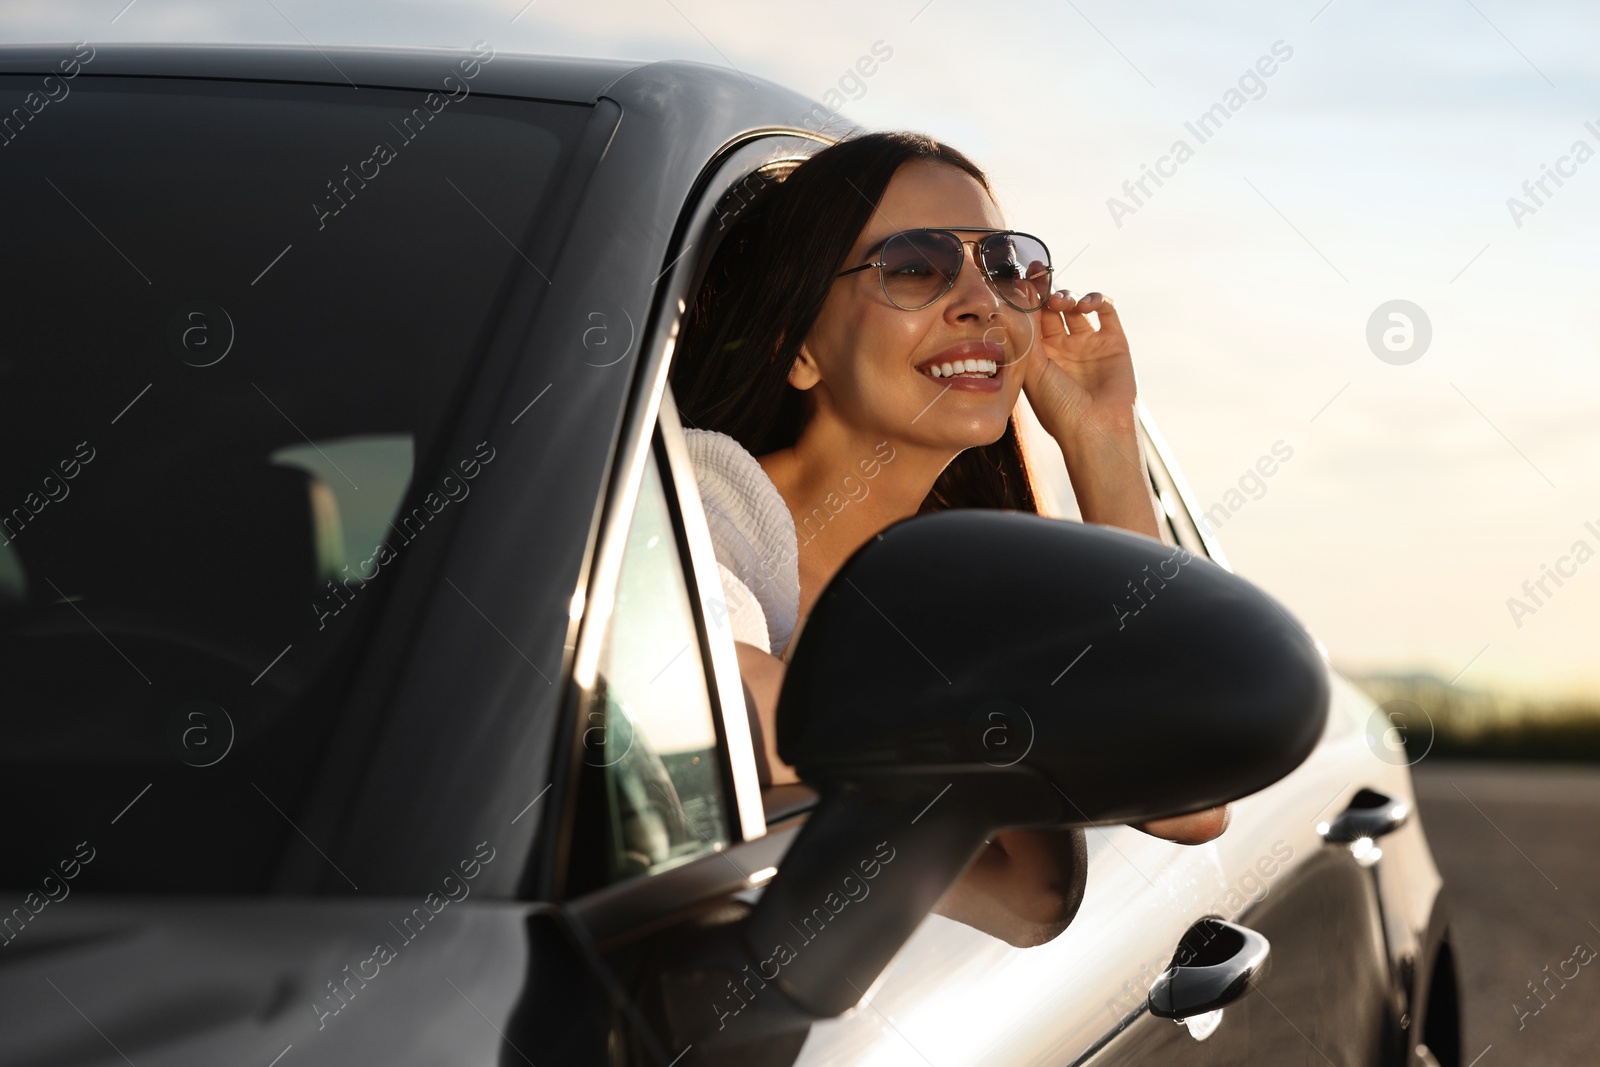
[787,341,822,391]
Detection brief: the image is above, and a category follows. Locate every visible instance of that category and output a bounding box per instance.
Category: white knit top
[682,428,801,658]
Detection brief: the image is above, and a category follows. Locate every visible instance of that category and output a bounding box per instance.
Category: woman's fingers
[1136,804,1231,845]
[1049,289,1121,337]
[1039,290,1130,375]
[1037,292,1069,348]
[1059,289,1095,334]
[1078,292,1126,342]
[1045,288,1076,310]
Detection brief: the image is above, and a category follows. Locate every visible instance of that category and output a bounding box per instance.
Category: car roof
[0,42,804,113]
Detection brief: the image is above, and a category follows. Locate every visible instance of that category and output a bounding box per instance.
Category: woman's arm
[734,640,799,787]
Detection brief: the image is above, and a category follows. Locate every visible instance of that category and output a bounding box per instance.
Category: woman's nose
[945,242,1003,319]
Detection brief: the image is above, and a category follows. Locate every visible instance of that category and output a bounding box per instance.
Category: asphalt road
[1410,761,1600,1067]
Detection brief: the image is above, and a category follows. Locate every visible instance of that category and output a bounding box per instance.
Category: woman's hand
[1020,290,1139,442]
[1021,289,1162,540]
[1137,806,1232,845]
[933,828,1086,948]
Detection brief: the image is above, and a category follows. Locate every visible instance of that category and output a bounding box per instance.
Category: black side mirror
[664,512,1327,1063]
[751,512,1327,1016]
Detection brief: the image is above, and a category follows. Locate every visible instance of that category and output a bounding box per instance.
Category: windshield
[0,72,587,895]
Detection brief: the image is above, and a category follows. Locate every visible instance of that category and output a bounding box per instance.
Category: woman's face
[792,159,1035,453]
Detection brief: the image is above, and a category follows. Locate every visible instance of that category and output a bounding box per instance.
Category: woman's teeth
[922,358,998,379]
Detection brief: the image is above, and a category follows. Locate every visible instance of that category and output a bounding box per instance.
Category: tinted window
[0,74,587,895]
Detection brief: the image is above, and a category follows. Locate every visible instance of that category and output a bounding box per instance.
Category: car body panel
[787,671,1442,1066]
[0,898,621,1066]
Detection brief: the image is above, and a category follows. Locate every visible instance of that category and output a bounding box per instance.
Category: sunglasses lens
[879,230,962,309]
[982,233,1052,311]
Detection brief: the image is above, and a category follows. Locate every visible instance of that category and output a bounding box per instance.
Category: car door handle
[1318,787,1410,844]
[1147,918,1271,1020]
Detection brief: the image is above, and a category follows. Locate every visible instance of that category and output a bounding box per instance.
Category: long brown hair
[672,130,1038,515]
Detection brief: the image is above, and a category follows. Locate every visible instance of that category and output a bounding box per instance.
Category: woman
[671,131,1228,948]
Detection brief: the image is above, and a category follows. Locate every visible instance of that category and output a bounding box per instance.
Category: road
[1410,761,1600,1067]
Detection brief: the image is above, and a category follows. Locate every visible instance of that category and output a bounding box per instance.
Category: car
[0,41,1459,1067]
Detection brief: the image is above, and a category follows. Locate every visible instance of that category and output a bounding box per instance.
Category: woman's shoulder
[680,430,785,535]
[681,428,800,655]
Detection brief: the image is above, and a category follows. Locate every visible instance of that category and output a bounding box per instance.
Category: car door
[1111,420,1408,1067]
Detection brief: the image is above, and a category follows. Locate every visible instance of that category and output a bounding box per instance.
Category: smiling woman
[670,130,1230,948]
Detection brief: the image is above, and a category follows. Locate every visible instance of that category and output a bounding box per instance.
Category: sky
[4,0,1596,700]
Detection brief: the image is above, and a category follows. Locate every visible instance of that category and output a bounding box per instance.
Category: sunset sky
[7,0,1596,699]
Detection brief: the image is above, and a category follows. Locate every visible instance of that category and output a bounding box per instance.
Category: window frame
[1136,400,1232,569]
[582,424,745,884]
[656,397,766,840]
[557,418,751,896]
[553,134,829,902]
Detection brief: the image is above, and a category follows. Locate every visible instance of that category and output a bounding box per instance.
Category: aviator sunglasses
[835,228,1054,313]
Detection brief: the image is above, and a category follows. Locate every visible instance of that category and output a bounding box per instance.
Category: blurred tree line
[1349,671,1600,762]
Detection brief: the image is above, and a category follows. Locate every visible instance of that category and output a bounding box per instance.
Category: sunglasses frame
[835,227,1054,313]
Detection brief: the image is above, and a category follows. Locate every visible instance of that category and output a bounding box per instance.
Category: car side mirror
[658,512,1328,1065]
[746,511,1327,1018]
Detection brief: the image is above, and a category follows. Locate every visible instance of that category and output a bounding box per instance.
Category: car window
[580,440,731,884]
[0,74,589,892]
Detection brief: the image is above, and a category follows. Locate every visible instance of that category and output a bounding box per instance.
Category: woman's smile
[915,337,1008,391]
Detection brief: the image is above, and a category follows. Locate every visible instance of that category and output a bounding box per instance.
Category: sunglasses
[835,228,1054,313]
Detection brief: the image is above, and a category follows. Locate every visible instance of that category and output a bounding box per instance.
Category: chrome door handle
[1147,918,1271,1020]
[1319,787,1409,844]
